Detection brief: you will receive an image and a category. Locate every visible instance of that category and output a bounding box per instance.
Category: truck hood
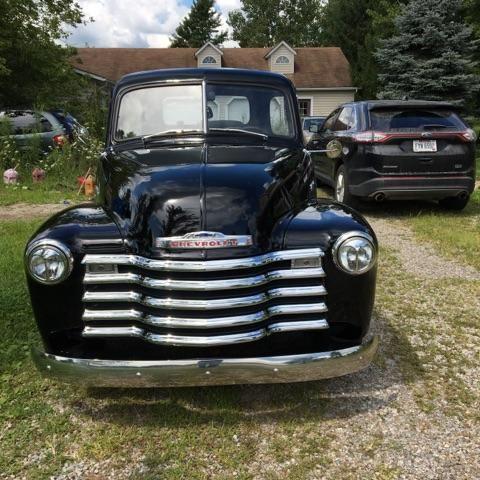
[102,143,307,258]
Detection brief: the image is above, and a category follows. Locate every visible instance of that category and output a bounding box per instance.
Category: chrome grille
[81,248,329,347]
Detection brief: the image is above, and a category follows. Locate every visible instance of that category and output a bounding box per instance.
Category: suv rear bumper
[32,336,378,387]
[350,175,475,200]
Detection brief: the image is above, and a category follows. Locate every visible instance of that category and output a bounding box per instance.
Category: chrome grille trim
[81,248,329,346]
[83,303,328,329]
[82,318,329,347]
[83,285,326,310]
[82,248,323,272]
[83,267,325,290]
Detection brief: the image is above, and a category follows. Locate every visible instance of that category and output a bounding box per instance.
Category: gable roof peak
[264,41,297,59]
[195,42,223,57]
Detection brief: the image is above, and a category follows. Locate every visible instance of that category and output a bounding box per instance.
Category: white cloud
[66,0,242,48]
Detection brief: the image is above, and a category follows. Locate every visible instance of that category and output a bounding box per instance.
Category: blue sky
[66,0,241,48]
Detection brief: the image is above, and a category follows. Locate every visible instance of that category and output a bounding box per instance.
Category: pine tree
[170,0,227,48]
[375,0,479,103]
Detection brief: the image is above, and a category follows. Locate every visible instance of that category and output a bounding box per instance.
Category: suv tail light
[460,129,477,142]
[352,131,391,144]
[53,134,68,147]
[353,129,477,144]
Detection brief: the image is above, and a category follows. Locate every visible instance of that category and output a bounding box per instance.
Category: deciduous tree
[0,0,84,107]
[228,0,323,47]
[318,0,406,99]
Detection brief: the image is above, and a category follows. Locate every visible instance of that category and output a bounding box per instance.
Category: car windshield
[303,118,325,130]
[115,83,295,140]
[369,109,466,132]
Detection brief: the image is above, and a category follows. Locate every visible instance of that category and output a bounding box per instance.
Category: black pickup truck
[25,68,378,387]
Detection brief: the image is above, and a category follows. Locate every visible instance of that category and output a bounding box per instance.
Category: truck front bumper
[32,336,378,387]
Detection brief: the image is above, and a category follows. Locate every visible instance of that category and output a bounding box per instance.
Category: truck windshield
[115,83,295,140]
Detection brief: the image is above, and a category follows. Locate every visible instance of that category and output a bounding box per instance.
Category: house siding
[297,90,355,116]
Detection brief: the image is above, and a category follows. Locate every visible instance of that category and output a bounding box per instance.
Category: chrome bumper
[32,336,378,388]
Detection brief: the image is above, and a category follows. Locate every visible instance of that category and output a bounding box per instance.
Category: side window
[334,107,356,131]
[39,116,54,133]
[323,110,339,131]
[270,96,292,137]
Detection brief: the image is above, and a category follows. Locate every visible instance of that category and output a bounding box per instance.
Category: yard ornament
[3,168,18,184]
[32,167,46,183]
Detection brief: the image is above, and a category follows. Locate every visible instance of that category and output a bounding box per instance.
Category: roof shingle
[71,47,352,88]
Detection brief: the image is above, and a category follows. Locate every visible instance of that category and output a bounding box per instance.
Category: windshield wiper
[209,128,268,140]
[142,129,203,141]
[422,124,450,130]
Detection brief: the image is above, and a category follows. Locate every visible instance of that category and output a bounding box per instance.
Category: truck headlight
[332,232,376,275]
[26,240,73,284]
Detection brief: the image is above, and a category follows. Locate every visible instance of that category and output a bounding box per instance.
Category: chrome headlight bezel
[25,240,74,285]
[332,231,377,275]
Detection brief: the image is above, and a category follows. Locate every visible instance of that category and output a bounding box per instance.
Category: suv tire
[438,195,470,211]
[334,165,361,209]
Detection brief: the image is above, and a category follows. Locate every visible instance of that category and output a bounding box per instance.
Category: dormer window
[203,56,217,65]
[265,41,296,74]
[275,55,290,65]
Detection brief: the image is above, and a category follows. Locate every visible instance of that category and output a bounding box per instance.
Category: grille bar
[83,267,325,290]
[83,285,327,310]
[82,248,323,272]
[82,319,329,347]
[83,303,328,329]
[81,249,328,346]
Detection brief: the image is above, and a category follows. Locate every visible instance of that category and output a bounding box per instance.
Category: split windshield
[115,83,295,140]
[369,109,466,132]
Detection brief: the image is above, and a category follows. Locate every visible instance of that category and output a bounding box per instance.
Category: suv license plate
[413,140,437,152]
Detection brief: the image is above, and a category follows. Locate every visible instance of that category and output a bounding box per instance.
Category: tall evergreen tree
[375,0,479,103]
[228,0,323,47]
[318,0,406,99]
[170,0,227,48]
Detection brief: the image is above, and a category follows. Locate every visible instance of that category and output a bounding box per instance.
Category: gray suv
[0,110,68,153]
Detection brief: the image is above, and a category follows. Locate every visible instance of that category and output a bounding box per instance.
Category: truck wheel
[334,165,361,209]
[438,195,470,211]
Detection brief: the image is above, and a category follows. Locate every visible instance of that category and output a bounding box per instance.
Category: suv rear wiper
[142,129,203,141]
[209,128,268,140]
[422,124,450,130]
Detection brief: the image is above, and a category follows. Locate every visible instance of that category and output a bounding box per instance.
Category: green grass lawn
[0,181,81,206]
[408,187,480,270]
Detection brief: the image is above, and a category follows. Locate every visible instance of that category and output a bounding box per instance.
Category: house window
[275,55,290,64]
[298,99,311,117]
[202,56,217,64]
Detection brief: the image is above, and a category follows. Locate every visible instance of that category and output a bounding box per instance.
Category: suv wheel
[334,165,361,209]
[438,195,470,211]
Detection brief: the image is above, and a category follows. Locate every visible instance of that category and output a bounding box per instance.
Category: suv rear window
[369,109,466,132]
